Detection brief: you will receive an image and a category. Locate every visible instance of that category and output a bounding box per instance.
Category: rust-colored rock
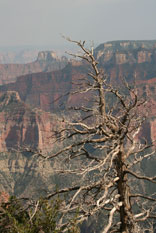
[0,64,86,112]
[0,91,64,196]
[0,91,63,152]
[0,51,68,85]
[0,40,156,197]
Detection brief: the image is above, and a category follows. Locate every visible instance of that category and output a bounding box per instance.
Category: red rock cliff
[0,91,62,152]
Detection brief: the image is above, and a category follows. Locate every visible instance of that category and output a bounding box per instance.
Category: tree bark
[115,146,134,233]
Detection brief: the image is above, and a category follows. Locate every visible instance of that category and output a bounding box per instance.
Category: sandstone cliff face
[0,40,156,197]
[136,78,156,145]
[1,41,156,111]
[94,40,156,145]
[95,40,156,65]
[0,91,62,152]
[0,64,86,112]
[0,41,156,146]
[0,91,64,197]
[0,51,68,85]
[37,51,59,61]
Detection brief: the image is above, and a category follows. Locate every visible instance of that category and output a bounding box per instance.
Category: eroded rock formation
[0,40,156,197]
[0,91,64,197]
[0,51,68,85]
[0,91,63,152]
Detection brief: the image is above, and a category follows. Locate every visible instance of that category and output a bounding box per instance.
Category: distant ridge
[0,51,68,85]
[96,40,156,52]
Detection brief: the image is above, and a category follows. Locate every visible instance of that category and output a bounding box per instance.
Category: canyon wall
[0,91,63,197]
[0,51,68,85]
[0,40,156,197]
[0,91,63,152]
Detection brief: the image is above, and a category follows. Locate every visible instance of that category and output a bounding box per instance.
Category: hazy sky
[0,0,156,50]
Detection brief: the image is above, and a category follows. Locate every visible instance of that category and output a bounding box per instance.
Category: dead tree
[44,39,156,233]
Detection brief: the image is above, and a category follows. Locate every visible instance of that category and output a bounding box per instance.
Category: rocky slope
[94,40,156,144]
[1,41,156,110]
[0,63,86,112]
[94,40,156,64]
[1,40,156,142]
[0,40,156,197]
[0,91,62,152]
[0,51,68,85]
[94,40,156,84]
[0,91,64,197]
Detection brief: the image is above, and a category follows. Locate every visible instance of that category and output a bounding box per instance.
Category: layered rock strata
[0,51,68,85]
